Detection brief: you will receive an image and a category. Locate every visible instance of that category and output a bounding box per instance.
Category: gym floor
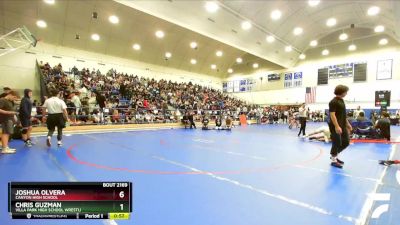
[1,123,399,225]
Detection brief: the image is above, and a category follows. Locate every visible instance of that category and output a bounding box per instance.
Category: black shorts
[47,114,65,130]
[20,116,32,128]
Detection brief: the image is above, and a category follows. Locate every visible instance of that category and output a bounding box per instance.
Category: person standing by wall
[298,103,307,137]
[328,85,352,169]
[19,89,33,147]
[42,89,68,147]
[0,90,20,153]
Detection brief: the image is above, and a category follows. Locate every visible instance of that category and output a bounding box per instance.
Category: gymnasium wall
[0,42,223,101]
[227,46,400,110]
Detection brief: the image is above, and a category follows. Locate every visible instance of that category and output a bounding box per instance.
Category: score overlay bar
[9,182,132,219]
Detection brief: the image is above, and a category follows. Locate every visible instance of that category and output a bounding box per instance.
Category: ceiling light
[205,1,219,13]
[285,46,292,52]
[266,35,275,43]
[299,54,306,59]
[310,40,318,47]
[216,50,223,57]
[367,6,380,16]
[271,10,282,20]
[190,59,197,64]
[227,68,233,73]
[253,63,259,69]
[379,38,388,45]
[374,25,384,33]
[91,33,100,41]
[241,21,252,30]
[326,18,337,27]
[339,33,348,41]
[236,57,243,63]
[165,52,172,58]
[190,42,198,49]
[36,20,47,28]
[348,44,356,51]
[211,64,217,70]
[322,49,329,56]
[132,44,141,50]
[308,0,320,7]
[293,27,303,36]
[155,30,165,38]
[108,15,119,24]
[43,0,55,4]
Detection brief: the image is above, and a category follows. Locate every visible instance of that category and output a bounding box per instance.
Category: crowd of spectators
[39,62,256,125]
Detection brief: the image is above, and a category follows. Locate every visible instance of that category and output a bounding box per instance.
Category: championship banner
[284,73,293,88]
[293,72,302,87]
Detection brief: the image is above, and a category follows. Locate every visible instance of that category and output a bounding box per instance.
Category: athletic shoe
[46,137,51,147]
[1,147,16,154]
[336,158,344,165]
[57,141,62,147]
[331,162,343,169]
[25,140,33,147]
[379,160,393,166]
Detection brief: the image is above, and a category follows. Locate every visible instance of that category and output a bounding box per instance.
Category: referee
[42,89,68,147]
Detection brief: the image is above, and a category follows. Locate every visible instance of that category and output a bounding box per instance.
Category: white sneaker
[1,147,16,154]
[57,141,63,147]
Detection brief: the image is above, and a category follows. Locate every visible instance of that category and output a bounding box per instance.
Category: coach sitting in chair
[356,112,368,122]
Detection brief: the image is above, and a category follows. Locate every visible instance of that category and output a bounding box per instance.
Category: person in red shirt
[143,99,149,109]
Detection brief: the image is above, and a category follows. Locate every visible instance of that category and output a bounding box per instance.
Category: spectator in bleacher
[70,91,81,115]
[0,90,20,154]
[19,89,33,147]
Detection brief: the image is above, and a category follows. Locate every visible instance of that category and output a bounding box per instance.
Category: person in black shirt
[328,85,352,169]
[95,91,107,124]
[19,89,33,147]
[188,111,196,129]
[375,112,391,141]
[182,112,190,129]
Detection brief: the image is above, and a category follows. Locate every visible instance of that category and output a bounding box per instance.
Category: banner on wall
[284,73,293,88]
[223,79,255,93]
[376,59,392,80]
[293,72,302,87]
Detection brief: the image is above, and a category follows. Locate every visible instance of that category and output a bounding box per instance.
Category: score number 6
[119,191,125,211]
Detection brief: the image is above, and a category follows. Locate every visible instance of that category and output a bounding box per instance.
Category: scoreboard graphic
[9,182,132,220]
[375,90,391,107]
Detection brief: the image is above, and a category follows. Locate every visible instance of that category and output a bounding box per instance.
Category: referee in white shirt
[42,89,68,147]
[298,103,307,137]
